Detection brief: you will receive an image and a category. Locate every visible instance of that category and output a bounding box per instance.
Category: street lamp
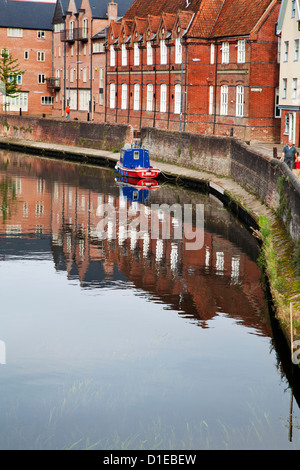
[68,61,82,112]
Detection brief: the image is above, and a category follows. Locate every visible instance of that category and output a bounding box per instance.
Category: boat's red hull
[115,162,160,179]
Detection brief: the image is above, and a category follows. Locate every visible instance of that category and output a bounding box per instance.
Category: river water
[0,149,299,450]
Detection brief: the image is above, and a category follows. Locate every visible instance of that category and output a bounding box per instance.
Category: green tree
[0,48,25,108]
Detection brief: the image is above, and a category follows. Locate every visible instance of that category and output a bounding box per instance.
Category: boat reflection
[115,176,159,203]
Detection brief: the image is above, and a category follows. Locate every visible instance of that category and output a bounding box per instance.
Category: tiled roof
[188,0,225,37]
[210,0,275,38]
[0,0,55,30]
[123,0,203,19]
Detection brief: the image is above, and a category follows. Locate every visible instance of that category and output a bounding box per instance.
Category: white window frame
[160,39,167,65]
[275,87,281,118]
[110,83,115,109]
[147,84,153,111]
[82,18,88,39]
[69,21,75,41]
[283,78,287,99]
[38,74,46,84]
[121,83,127,109]
[209,85,214,115]
[236,85,244,117]
[7,28,22,37]
[174,84,181,114]
[175,38,182,64]
[210,43,215,64]
[237,40,245,63]
[292,78,297,100]
[220,85,228,115]
[41,96,53,105]
[110,45,115,67]
[222,42,229,64]
[284,41,289,62]
[4,92,28,112]
[147,41,153,65]
[37,30,45,39]
[134,43,140,66]
[160,84,167,113]
[134,83,140,110]
[121,44,127,66]
[24,50,29,60]
[37,51,45,62]
[294,39,299,61]
[83,67,87,83]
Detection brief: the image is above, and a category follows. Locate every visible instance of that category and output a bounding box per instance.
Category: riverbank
[0,134,299,364]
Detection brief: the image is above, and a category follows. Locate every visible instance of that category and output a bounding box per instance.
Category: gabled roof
[123,0,203,19]
[188,0,224,38]
[277,0,300,34]
[0,0,55,30]
[209,0,276,38]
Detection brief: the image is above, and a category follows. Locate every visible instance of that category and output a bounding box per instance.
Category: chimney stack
[108,1,118,22]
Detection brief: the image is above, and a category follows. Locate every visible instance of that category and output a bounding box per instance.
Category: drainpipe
[139,40,144,130]
[90,18,93,120]
[213,40,218,135]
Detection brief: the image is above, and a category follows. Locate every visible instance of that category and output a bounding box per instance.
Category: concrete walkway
[0,135,277,227]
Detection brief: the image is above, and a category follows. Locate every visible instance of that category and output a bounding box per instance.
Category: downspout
[167,38,171,129]
[153,43,157,128]
[115,43,118,123]
[183,39,188,132]
[90,18,93,120]
[128,41,131,123]
[104,45,107,122]
[213,40,218,135]
[139,40,144,130]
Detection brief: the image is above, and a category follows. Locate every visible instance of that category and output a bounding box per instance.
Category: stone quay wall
[0,115,299,242]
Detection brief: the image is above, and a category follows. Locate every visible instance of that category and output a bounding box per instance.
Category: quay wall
[0,115,131,151]
[1,115,300,241]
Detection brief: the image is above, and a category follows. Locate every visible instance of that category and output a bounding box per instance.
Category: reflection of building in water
[0,153,269,333]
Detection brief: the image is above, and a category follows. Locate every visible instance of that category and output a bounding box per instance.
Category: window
[175,38,182,64]
[7,28,22,37]
[24,50,29,60]
[83,67,87,83]
[38,74,46,84]
[1,49,8,57]
[236,85,244,117]
[93,42,105,53]
[292,78,297,100]
[37,30,45,39]
[220,85,228,115]
[83,18,88,39]
[277,37,281,63]
[283,78,287,99]
[147,84,153,111]
[294,39,299,61]
[209,85,214,115]
[79,90,90,111]
[147,41,153,65]
[160,39,167,65]
[121,83,127,109]
[9,74,22,85]
[70,68,75,83]
[160,84,167,113]
[222,42,229,64]
[69,21,75,40]
[110,83,115,109]
[275,88,281,118]
[284,41,289,61]
[285,114,289,134]
[41,96,53,105]
[99,68,104,105]
[237,40,245,63]
[210,44,215,64]
[292,0,296,17]
[134,43,139,66]
[110,45,115,67]
[37,51,45,62]
[121,44,127,66]
[5,93,28,112]
[174,84,181,114]
[134,83,140,110]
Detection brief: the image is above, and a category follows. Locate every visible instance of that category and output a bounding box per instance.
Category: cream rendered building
[277,0,300,145]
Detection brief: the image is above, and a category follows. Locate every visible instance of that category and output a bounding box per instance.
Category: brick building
[0,0,55,116]
[277,0,300,146]
[106,0,281,142]
[51,0,134,120]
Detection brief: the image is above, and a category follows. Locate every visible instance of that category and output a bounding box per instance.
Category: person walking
[281,140,298,170]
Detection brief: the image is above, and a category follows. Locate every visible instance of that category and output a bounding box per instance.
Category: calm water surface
[0,149,300,450]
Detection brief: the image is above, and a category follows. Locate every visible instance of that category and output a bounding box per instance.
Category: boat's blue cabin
[120,147,151,169]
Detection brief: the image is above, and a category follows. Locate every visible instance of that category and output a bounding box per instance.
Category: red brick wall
[0,26,53,115]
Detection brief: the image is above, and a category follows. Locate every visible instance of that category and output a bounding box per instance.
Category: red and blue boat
[115,146,160,179]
